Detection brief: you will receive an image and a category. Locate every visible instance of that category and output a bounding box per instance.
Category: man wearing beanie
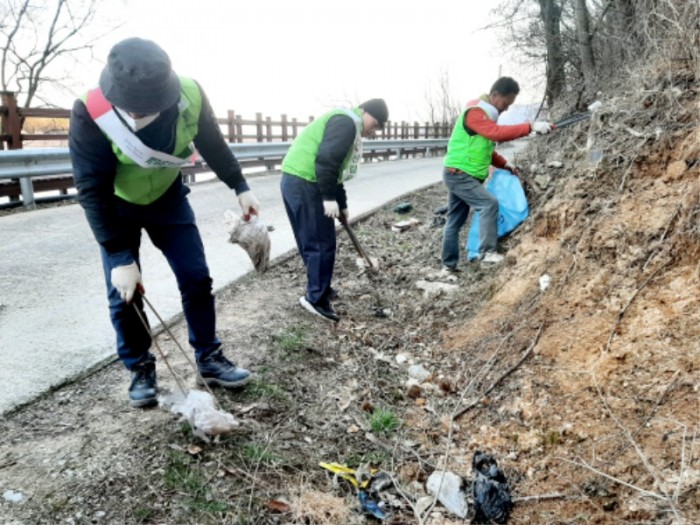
[280,99,388,322]
[69,38,260,407]
[441,77,552,269]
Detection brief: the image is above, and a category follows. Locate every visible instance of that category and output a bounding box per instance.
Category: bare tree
[424,67,462,125]
[537,0,566,107]
[0,0,115,108]
[574,0,596,91]
[488,0,698,114]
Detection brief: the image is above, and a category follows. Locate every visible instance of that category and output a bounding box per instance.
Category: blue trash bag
[466,169,529,260]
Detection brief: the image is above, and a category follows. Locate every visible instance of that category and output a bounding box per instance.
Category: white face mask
[115,107,160,132]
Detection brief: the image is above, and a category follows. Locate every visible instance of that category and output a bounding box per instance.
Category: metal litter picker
[339,214,379,271]
[133,294,240,440]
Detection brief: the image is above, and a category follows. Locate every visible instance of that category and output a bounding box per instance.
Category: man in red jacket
[441,77,552,269]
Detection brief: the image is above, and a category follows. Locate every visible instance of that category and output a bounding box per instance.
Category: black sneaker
[129,361,157,408]
[328,287,340,301]
[299,296,340,322]
[197,350,252,388]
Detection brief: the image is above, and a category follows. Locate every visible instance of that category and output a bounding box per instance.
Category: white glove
[238,190,260,220]
[323,200,340,218]
[111,262,143,303]
[532,121,552,134]
[341,208,349,221]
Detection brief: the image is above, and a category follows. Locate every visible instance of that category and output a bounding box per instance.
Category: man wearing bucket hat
[280,99,388,322]
[69,37,260,407]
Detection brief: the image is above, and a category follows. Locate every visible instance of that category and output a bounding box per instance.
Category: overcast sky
[54,0,544,122]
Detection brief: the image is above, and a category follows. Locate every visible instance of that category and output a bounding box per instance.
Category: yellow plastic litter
[319,462,377,489]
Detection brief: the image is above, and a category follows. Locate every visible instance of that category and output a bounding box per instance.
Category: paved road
[0,143,526,415]
[0,157,448,415]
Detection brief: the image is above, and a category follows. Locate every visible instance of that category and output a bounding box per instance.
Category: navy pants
[280,173,336,307]
[100,188,221,370]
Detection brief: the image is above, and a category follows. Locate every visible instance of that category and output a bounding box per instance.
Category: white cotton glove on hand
[111,262,143,303]
[532,121,552,134]
[238,190,260,221]
[323,200,340,219]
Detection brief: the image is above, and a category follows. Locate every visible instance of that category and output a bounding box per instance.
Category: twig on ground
[632,370,681,443]
[388,473,428,525]
[618,141,644,192]
[603,261,668,353]
[592,374,683,521]
[672,422,690,504]
[446,324,530,422]
[643,204,683,270]
[555,456,671,502]
[453,322,545,420]
[244,428,281,517]
[512,492,569,502]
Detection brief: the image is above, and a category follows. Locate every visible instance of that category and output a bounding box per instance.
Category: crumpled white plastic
[224,210,271,272]
[159,389,239,440]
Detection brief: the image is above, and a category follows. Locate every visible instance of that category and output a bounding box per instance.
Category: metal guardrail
[0,139,448,206]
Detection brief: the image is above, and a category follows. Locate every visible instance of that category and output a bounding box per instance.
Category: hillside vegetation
[1,1,698,523]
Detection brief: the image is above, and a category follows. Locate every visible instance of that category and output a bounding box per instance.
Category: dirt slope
[0,72,697,524]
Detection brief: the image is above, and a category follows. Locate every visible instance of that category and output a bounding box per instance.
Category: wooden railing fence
[1,91,451,202]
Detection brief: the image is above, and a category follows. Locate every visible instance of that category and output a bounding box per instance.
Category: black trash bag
[472,451,512,524]
[393,202,413,214]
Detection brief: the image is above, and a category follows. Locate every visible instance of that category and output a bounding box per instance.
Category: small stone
[662,160,686,182]
[3,490,24,503]
[407,385,422,399]
[534,174,550,187]
[408,364,432,381]
[395,353,409,365]
[415,280,459,297]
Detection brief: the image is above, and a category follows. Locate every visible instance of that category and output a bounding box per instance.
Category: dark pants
[100,187,221,370]
[280,173,336,307]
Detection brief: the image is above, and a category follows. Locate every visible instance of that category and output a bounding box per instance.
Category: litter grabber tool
[132,294,241,439]
[553,112,591,129]
[338,214,378,271]
[132,293,217,401]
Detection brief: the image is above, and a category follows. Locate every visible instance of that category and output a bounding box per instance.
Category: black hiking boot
[129,361,157,408]
[197,350,252,388]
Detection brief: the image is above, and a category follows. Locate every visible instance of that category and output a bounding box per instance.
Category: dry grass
[1,23,698,523]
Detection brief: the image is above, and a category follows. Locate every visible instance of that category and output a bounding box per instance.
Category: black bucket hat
[359,98,389,129]
[99,37,181,114]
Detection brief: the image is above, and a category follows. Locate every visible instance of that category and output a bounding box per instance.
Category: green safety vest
[83,76,202,205]
[282,108,362,183]
[443,95,499,181]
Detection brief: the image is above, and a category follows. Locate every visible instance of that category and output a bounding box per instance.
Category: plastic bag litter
[466,170,529,260]
[224,210,271,272]
[426,470,468,519]
[472,451,512,524]
[160,389,239,440]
